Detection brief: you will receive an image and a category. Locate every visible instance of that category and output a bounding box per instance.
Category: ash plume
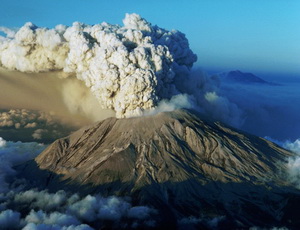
[0,13,197,118]
[1,13,300,137]
[0,68,115,131]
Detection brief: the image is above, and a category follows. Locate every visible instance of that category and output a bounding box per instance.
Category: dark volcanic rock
[32,109,300,229]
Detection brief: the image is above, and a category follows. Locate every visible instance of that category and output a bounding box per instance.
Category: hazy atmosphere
[0,1,300,229]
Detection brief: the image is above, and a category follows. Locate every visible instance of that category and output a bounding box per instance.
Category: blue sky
[1,0,300,76]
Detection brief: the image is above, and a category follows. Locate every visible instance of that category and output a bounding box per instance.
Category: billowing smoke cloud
[0,13,197,118]
[1,13,299,139]
[172,69,245,127]
[0,137,157,229]
[0,65,116,125]
[0,13,274,131]
[142,94,194,116]
[61,78,115,122]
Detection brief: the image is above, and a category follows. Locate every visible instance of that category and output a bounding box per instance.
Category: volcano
[21,109,300,229]
[219,70,273,85]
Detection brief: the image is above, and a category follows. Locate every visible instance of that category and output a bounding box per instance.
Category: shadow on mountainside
[14,160,300,230]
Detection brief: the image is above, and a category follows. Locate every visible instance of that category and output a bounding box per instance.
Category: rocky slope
[30,109,300,229]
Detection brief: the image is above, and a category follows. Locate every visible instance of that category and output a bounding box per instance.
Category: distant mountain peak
[220,70,270,84]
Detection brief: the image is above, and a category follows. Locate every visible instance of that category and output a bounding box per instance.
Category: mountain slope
[36,109,290,187]
[33,109,300,229]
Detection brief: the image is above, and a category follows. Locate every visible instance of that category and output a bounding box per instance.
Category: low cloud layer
[0,137,45,193]
[217,77,300,141]
[0,109,80,143]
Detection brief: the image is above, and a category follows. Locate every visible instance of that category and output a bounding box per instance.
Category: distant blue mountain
[219,70,277,85]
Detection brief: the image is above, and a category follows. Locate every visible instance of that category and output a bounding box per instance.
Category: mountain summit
[219,70,270,84]
[36,109,289,186]
[33,109,299,229]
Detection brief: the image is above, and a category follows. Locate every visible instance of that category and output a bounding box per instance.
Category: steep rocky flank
[33,109,300,228]
[36,109,291,187]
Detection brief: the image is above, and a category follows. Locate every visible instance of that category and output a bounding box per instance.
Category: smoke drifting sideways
[0,68,116,142]
[0,16,299,139]
[0,13,197,118]
[1,13,300,140]
[0,137,157,229]
[0,13,253,129]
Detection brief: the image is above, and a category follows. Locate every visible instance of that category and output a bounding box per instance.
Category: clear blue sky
[1,0,300,76]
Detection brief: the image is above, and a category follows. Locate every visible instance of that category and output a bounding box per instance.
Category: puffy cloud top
[0,13,197,118]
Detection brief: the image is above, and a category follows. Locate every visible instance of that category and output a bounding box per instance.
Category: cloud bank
[0,109,81,143]
[0,137,157,229]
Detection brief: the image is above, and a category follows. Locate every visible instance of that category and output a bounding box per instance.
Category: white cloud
[97,196,130,221]
[0,139,153,229]
[15,190,67,211]
[67,195,153,222]
[23,223,94,230]
[0,137,45,192]
[0,109,83,142]
[25,210,80,227]
[284,139,300,154]
[32,129,47,140]
[0,137,6,147]
[265,136,300,189]
[0,209,21,229]
[143,94,193,116]
[0,26,16,38]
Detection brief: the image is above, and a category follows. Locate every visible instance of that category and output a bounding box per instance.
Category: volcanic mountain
[219,70,273,84]
[21,109,300,229]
